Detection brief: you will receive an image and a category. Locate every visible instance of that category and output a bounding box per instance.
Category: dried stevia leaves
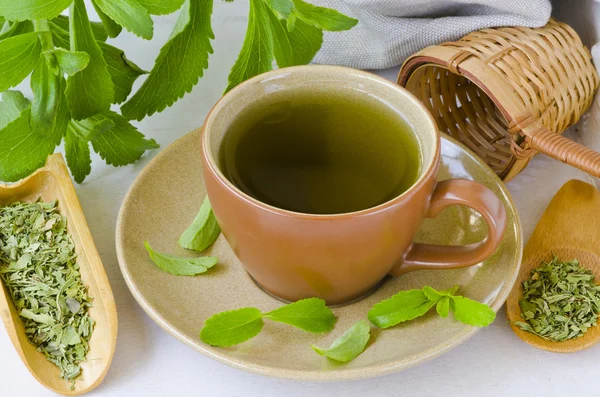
[515,256,600,342]
[0,200,94,387]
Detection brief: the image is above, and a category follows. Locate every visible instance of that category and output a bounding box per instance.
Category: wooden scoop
[506,179,600,352]
[0,155,118,395]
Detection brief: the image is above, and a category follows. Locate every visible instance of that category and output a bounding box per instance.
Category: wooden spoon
[0,154,118,395]
[506,179,600,353]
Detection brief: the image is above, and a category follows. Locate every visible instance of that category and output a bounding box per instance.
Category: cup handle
[389,179,507,276]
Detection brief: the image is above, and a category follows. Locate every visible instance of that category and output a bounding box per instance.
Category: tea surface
[219,91,421,214]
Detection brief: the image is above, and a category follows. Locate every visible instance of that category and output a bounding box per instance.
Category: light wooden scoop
[0,154,118,395]
[506,180,600,353]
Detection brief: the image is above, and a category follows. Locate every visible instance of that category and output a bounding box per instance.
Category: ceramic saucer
[116,130,522,380]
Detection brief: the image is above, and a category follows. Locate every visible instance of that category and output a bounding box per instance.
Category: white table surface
[2,1,600,396]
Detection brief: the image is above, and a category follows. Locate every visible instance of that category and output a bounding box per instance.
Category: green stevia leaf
[90,111,159,166]
[65,0,114,120]
[179,196,221,252]
[262,298,336,333]
[49,15,109,45]
[368,289,436,329]
[121,0,214,120]
[0,90,29,129]
[200,307,264,347]
[436,296,450,318]
[263,0,294,19]
[422,285,460,302]
[450,296,496,327]
[93,0,154,40]
[92,0,122,38]
[30,58,69,140]
[291,0,358,31]
[312,320,370,363]
[137,0,186,15]
[68,113,115,142]
[98,42,147,104]
[0,20,34,40]
[144,241,217,276]
[0,108,61,182]
[225,0,273,92]
[0,32,41,92]
[64,127,92,183]
[44,48,90,76]
[269,14,321,67]
[0,0,73,22]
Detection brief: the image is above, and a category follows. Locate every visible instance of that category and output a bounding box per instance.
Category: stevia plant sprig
[0,0,357,183]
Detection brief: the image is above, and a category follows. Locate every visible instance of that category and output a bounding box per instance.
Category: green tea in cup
[218,89,421,215]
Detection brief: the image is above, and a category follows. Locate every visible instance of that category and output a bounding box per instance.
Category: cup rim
[202,65,440,220]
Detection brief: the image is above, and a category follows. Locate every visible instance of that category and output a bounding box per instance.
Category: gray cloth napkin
[313,0,552,69]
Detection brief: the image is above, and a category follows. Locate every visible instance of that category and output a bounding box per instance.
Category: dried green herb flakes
[0,200,94,386]
[516,256,600,342]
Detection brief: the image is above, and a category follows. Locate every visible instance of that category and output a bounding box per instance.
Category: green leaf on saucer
[436,296,450,318]
[368,289,436,329]
[263,298,337,333]
[179,196,221,252]
[449,296,496,327]
[144,241,217,276]
[200,307,264,347]
[312,320,370,363]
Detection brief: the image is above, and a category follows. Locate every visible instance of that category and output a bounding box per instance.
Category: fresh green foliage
[91,0,122,38]
[200,298,337,347]
[0,0,73,21]
[200,307,264,347]
[291,0,357,31]
[179,196,221,252]
[137,0,187,15]
[262,298,337,333]
[64,126,92,183]
[368,289,436,329]
[93,0,153,40]
[226,0,356,92]
[98,42,146,104]
[30,56,69,140]
[45,48,90,76]
[450,296,495,327]
[121,0,214,120]
[0,94,61,182]
[0,0,357,183]
[311,320,370,362]
[65,0,114,120]
[0,201,94,388]
[89,111,159,166]
[515,256,600,342]
[225,0,273,92]
[368,286,496,329]
[144,241,217,276]
[0,32,41,92]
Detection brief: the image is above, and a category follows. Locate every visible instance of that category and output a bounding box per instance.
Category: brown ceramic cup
[201,65,507,305]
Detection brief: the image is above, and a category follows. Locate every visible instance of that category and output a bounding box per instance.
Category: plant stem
[33,20,54,51]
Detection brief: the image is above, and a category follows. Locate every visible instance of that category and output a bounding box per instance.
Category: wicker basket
[398,19,600,181]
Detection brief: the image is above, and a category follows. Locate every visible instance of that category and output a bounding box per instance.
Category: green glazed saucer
[116,129,522,381]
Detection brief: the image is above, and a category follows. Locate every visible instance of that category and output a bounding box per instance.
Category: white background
[2,1,600,396]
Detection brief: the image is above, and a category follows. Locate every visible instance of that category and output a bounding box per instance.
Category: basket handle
[525,128,600,178]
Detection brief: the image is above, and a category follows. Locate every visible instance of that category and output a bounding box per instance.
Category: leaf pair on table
[368,286,496,329]
[200,298,337,347]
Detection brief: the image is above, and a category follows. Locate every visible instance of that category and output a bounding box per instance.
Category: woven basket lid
[398,19,600,181]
